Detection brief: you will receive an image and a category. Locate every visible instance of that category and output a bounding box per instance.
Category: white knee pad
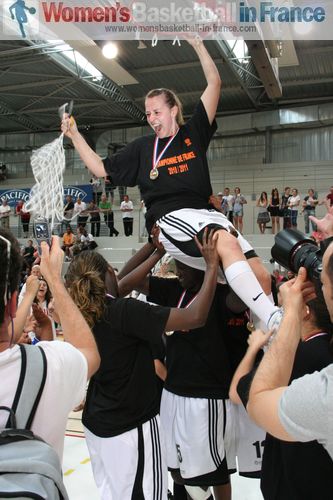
[184,485,212,500]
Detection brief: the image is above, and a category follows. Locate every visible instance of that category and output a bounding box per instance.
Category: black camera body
[33,217,52,255]
[271,229,322,284]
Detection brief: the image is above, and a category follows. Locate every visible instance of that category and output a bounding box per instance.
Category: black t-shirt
[63,201,74,214]
[24,246,34,258]
[148,277,232,399]
[238,334,333,500]
[82,296,170,437]
[303,195,318,211]
[103,100,217,232]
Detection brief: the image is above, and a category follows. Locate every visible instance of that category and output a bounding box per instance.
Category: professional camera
[271,229,322,284]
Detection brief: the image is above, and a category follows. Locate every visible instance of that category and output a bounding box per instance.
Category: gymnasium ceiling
[0,38,332,135]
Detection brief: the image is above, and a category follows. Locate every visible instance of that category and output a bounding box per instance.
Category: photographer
[247,233,333,459]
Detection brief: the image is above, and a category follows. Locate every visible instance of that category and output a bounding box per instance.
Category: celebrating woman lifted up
[61,37,278,329]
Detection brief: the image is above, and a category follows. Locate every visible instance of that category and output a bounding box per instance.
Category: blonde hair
[146,88,184,126]
[66,252,108,328]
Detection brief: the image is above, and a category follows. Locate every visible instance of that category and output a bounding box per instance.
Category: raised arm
[40,236,100,379]
[165,228,219,331]
[61,114,106,177]
[118,243,165,297]
[229,329,270,405]
[247,268,316,440]
[188,38,221,124]
[11,275,39,342]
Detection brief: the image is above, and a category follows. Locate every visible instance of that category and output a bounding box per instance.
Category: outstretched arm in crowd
[229,329,272,405]
[40,236,100,379]
[247,268,316,440]
[310,207,333,239]
[11,274,39,342]
[118,226,166,296]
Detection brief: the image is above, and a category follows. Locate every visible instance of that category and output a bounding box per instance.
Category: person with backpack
[0,229,100,462]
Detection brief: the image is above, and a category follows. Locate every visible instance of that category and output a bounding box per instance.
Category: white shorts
[157,209,253,279]
[160,389,237,482]
[84,415,167,500]
[235,404,266,478]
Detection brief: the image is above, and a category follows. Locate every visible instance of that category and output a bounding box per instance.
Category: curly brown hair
[66,251,108,328]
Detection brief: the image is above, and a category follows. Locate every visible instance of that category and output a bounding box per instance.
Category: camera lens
[271,229,322,285]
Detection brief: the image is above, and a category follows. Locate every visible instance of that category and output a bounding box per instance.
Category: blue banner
[0,184,93,208]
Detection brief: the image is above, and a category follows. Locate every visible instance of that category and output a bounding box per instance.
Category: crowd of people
[215,186,333,235]
[1,37,333,500]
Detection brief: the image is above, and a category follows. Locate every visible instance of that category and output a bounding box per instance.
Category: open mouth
[153,124,162,133]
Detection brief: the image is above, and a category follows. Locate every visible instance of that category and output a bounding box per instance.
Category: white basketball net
[25,134,66,230]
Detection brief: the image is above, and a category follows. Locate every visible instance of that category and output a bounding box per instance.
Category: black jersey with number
[148,277,232,399]
[238,334,333,500]
[82,296,170,437]
[103,101,217,232]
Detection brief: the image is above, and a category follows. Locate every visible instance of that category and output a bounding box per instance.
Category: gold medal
[150,168,159,180]
[247,321,255,332]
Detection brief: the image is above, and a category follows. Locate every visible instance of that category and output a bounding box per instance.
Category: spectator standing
[280,187,291,229]
[15,200,30,238]
[0,199,11,229]
[269,188,280,234]
[223,187,234,223]
[302,188,318,234]
[140,200,148,238]
[120,194,134,236]
[256,191,270,234]
[73,197,88,228]
[60,195,74,235]
[217,191,228,216]
[90,175,103,205]
[88,200,101,237]
[232,187,247,234]
[98,193,119,237]
[287,188,300,229]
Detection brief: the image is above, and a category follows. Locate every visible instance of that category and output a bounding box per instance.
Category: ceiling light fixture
[102,42,118,59]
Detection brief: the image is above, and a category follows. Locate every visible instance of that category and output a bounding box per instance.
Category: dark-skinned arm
[164,228,219,332]
[118,246,165,297]
[117,242,156,281]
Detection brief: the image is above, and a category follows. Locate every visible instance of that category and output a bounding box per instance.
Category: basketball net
[24,134,66,230]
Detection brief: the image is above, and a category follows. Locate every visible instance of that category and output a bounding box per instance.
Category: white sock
[224,261,277,326]
[185,485,212,500]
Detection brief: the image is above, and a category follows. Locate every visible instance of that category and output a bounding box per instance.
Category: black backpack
[0,344,69,499]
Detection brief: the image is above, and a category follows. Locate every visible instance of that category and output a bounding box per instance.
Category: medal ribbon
[152,130,179,171]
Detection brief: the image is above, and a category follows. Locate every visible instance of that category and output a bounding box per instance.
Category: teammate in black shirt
[66,230,219,500]
[61,38,278,331]
[119,241,253,500]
